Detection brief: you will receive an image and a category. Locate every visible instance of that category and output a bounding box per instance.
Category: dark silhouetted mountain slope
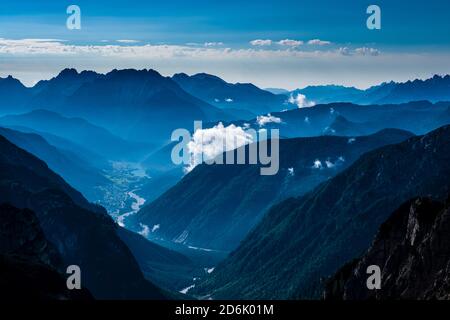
[117,228,204,292]
[0,203,92,300]
[325,195,450,300]
[194,125,450,299]
[0,135,166,299]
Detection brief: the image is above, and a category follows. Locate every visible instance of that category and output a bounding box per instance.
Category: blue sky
[1,0,449,88]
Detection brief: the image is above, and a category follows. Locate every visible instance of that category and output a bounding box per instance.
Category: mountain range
[223,101,450,139]
[172,72,288,117]
[130,129,413,251]
[193,125,450,299]
[2,71,450,147]
[0,69,235,145]
[1,68,450,301]
[291,75,450,105]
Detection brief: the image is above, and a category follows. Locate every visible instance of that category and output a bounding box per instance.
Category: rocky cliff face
[0,204,92,300]
[324,195,450,300]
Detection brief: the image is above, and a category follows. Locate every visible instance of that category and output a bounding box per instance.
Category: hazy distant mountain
[265,88,290,95]
[131,129,413,251]
[0,135,166,299]
[324,115,372,136]
[2,125,108,169]
[139,141,186,203]
[228,101,450,138]
[40,69,233,143]
[291,75,450,105]
[0,76,30,114]
[194,125,450,299]
[172,73,288,115]
[377,75,450,104]
[0,127,110,201]
[324,195,450,300]
[0,69,235,145]
[0,109,150,161]
[31,68,101,99]
[2,71,450,146]
[291,85,364,105]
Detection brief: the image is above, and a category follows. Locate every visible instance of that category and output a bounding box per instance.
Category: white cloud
[204,42,224,47]
[288,167,295,176]
[250,39,272,46]
[1,38,448,91]
[339,46,380,56]
[116,39,140,43]
[289,93,316,108]
[355,47,380,56]
[304,116,310,124]
[339,47,352,56]
[179,284,195,294]
[325,160,335,168]
[256,114,282,127]
[312,160,323,169]
[138,223,150,237]
[348,138,356,144]
[186,122,254,172]
[0,38,324,60]
[323,126,336,134]
[151,224,160,232]
[225,98,233,102]
[308,39,331,46]
[278,39,303,47]
[313,157,345,169]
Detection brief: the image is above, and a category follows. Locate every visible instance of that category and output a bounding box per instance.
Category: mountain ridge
[131,128,414,251]
[194,124,450,299]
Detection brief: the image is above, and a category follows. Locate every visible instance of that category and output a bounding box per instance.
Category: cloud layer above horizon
[0,0,449,89]
[1,37,450,90]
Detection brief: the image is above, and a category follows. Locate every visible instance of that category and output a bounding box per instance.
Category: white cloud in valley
[289,93,316,108]
[186,122,254,172]
[256,114,282,127]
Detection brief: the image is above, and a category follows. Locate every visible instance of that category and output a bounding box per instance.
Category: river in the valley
[94,161,149,228]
